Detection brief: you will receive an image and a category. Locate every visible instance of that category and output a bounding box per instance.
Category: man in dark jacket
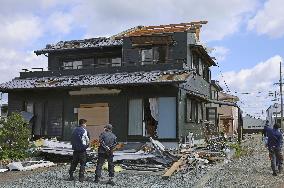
[267,123,283,176]
[263,120,270,137]
[95,124,117,185]
[68,119,90,182]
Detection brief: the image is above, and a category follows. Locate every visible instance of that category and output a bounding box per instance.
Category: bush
[0,112,31,160]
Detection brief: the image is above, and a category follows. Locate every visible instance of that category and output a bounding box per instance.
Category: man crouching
[95,124,117,186]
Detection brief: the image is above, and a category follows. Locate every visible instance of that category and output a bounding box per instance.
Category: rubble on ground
[0,134,242,187]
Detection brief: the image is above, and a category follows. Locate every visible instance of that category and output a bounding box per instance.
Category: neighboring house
[243,114,266,134]
[217,92,240,136]
[0,21,216,142]
[266,103,282,126]
[204,80,223,134]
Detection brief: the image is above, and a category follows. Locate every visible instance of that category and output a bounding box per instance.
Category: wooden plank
[162,155,187,179]
[80,103,108,108]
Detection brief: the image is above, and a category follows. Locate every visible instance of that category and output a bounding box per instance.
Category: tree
[0,112,31,160]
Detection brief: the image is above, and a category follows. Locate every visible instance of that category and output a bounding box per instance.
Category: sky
[0,0,284,119]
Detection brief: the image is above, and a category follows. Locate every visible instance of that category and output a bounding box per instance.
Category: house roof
[34,37,123,55]
[0,70,191,91]
[219,92,239,102]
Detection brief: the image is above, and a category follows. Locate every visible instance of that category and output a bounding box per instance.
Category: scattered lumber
[162,155,187,179]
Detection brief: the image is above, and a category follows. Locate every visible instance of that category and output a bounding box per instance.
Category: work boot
[94,176,100,183]
[67,172,74,181]
[273,172,277,176]
[279,166,283,173]
[79,176,85,182]
[107,178,115,186]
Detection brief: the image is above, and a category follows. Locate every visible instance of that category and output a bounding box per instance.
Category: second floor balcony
[20,58,186,79]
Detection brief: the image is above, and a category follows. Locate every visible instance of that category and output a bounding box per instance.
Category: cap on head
[104,124,113,130]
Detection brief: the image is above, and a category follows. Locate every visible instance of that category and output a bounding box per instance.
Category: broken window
[141,46,167,65]
[128,97,176,138]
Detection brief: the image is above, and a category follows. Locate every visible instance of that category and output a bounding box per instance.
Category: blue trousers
[269,147,283,173]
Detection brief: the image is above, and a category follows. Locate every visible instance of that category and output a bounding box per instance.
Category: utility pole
[280,61,284,129]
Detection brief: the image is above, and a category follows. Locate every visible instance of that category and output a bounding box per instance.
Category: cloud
[218,55,283,118]
[248,0,284,38]
[70,0,258,41]
[0,48,47,83]
[0,16,43,48]
[221,55,282,91]
[46,12,74,35]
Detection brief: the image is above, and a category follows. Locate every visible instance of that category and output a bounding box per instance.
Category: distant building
[243,114,266,134]
[266,103,283,127]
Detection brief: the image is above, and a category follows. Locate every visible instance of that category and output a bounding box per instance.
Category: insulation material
[7,161,55,171]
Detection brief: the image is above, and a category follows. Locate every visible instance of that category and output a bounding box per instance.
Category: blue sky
[0,0,283,119]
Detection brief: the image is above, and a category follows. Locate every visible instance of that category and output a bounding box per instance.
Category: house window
[211,90,218,100]
[192,53,199,73]
[203,65,209,81]
[186,98,203,123]
[128,99,143,135]
[97,57,111,66]
[63,60,82,70]
[198,58,203,76]
[111,57,122,67]
[141,49,153,65]
[141,47,167,65]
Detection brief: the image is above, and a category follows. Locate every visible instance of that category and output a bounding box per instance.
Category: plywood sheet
[78,107,109,126]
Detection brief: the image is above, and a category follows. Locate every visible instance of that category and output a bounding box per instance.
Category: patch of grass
[229,143,252,158]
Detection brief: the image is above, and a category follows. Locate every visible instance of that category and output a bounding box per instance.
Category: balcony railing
[20,59,186,79]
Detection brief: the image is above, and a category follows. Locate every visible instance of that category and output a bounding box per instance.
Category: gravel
[1,135,283,188]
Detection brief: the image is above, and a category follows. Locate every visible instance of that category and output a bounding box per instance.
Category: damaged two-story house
[0,21,216,144]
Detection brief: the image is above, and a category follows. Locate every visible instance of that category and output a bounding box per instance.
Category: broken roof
[34,21,207,55]
[0,70,191,91]
[34,37,123,55]
[115,21,208,40]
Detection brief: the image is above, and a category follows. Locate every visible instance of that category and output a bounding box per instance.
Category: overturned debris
[7,160,55,171]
